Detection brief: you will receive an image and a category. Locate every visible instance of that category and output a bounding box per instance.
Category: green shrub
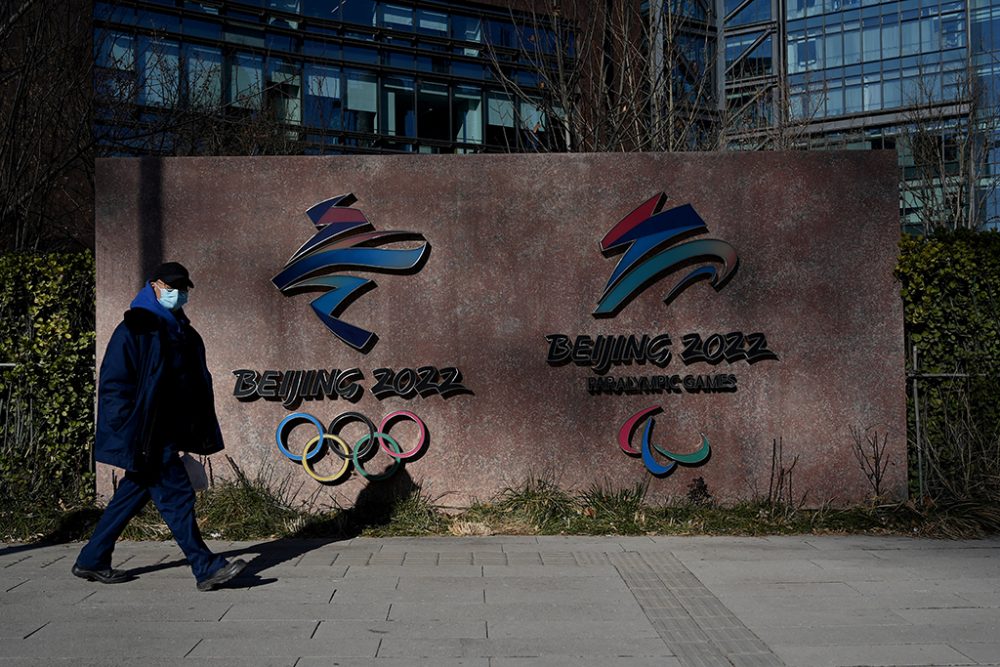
[0,252,95,512]
[896,230,1000,505]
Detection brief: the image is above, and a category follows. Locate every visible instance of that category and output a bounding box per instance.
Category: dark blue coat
[95,285,224,471]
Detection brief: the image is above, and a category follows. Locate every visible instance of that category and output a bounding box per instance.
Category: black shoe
[72,564,133,584]
[197,559,247,591]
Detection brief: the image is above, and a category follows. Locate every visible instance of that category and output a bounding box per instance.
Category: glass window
[184,17,222,39]
[827,83,845,115]
[268,0,299,13]
[379,4,413,30]
[417,10,448,35]
[382,76,415,136]
[267,58,301,124]
[417,81,449,140]
[845,82,862,112]
[726,32,763,71]
[902,18,921,54]
[826,31,843,67]
[453,60,485,79]
[863,22,881,60]
[883,77,902,107]
[185,45,223,108]
[139,37,180,107]
[340,0,375,26]
[224,25,266,48]
[487,20,516,48]
[941,14,965,48]
[96,32,135,71]
[921,17,941,51]
[384,44,416,69]
[729,0,771,26]
[345,70,377,133]
[452,15,482,42]
[486,91,515,145]
[138,11,181,33]
[451,86,483,143]
[302,1,338,20]
[844,29,862,64]
[95,32,136,101]
[304,64,341,129]
[344,44,378,64]
[304,39,339,58]
[863,79,882,109]
[882,18,901,58]
[417,54,450,75]
[230,52,264,109]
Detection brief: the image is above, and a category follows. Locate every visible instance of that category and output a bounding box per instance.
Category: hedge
[0,252,95,508]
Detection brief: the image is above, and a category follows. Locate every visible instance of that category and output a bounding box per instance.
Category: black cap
[150,262,194,290]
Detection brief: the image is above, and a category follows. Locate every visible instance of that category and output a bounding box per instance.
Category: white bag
[180,453,210,492]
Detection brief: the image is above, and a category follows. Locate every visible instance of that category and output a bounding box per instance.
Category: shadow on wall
[139,157,164,285]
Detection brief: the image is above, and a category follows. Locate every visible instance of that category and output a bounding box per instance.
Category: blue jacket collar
[130,283,187,337]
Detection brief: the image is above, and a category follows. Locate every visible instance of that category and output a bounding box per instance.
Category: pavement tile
[948,642,1000,664]
[492,658,680,667]
[221,601,390,621]
[374,636,673,658]
[311,619,487,640]
[190,636,381,658]
[485,618,660,639]
[0,637,198,659]
[388,600,643,622]
[0,660,295,667]
[1,535,999,667]
[298,660,489,667]
[28,619,317,641]
[774,643,975,667]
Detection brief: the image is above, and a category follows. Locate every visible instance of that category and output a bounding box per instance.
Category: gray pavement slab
[2,535,1000,666]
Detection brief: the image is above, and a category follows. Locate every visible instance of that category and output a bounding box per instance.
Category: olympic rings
[301,433,351,483]
[276,413,324,462]
[378,411,426,459]
[327,412,376,460]
[275,410,428,484]
[354,433,402,481]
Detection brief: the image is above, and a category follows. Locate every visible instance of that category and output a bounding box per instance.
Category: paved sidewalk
[1,535,999,667]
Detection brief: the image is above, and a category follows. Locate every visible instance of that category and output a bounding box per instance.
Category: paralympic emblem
[619,407,711,476]
[273,194,430,351]
[594,193,738,317]
[275,411,427,483]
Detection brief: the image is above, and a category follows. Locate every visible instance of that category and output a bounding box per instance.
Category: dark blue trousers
[76,451,226,582]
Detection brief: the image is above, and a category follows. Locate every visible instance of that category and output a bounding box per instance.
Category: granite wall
[95,152,906,506]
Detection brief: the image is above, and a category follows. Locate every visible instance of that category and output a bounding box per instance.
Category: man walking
[73,262,245,591]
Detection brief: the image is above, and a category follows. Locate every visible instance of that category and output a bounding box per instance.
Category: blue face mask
[176,290,189,310]
[157,287,181,311]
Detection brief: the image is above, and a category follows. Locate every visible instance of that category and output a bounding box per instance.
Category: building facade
[94,0,564,155]
[94,0,999,229]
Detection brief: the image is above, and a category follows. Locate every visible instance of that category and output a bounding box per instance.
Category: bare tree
[0,0,94,251]
[899,61,1000,233]
[484,0,723,152]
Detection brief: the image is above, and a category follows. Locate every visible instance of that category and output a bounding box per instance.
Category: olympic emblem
[276,411,427,483]
[272,194,430,351]
[595,193,738,317]
[619,407,711,476]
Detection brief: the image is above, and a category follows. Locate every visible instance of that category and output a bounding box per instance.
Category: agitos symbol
[275,410,427,483]
[273,194,430,351]
[619,407,711,476]
[594,193,738,317]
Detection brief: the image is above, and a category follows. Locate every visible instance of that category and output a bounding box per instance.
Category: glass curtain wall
[93,0,564,154]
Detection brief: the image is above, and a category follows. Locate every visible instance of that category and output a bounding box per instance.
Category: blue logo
[273,194,430,351]
[595,193,739,316]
